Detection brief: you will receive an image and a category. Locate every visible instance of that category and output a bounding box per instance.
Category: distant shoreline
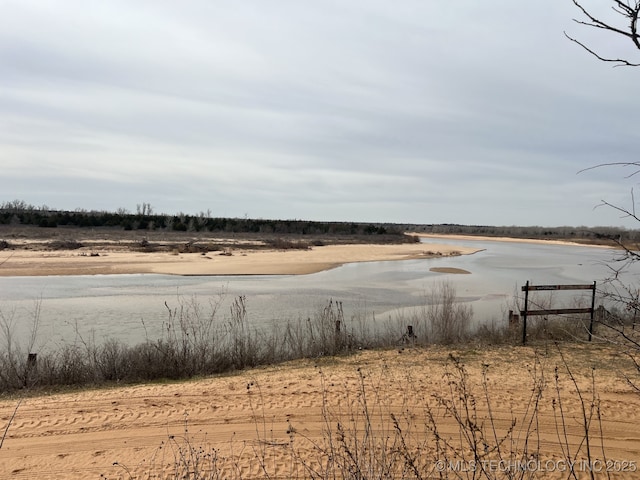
[413,233,615,248]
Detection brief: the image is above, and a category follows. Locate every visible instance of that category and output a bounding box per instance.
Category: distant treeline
[406,223,640,244]
[1,200,638,243]
[0,200,398,236]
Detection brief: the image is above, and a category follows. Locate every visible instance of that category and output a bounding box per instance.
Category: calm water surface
[0,238,635,348]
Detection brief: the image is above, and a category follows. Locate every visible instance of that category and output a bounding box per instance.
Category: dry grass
[100,344,639,480]
[0,280,496,393]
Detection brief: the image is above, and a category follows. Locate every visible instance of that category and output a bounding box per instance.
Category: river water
[0,238,636,349]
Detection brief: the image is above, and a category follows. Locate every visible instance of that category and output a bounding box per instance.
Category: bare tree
[566,1,640,312]
[566,4,640,391]
[573,162,640,333]
[135,202,153,216]
[566,0,640,66]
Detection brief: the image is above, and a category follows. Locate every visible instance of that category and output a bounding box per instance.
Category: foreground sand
[1,343,639,479]
[0,242,481,276]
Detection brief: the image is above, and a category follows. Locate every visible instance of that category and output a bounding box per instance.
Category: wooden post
[522,281,529,345]
[334,320,342,350]
[27,353,37,369]
[588,281,596,341]
[25,353,37,388]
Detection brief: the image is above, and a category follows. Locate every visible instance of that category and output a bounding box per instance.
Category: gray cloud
[1,0,639,226]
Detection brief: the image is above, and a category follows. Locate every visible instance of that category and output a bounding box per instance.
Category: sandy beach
[0,241,482,277]
[1,343,638,479]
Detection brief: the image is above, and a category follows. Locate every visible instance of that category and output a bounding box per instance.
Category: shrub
[46,239,83,250]
[426,281,473,344]
[265,238,311,250]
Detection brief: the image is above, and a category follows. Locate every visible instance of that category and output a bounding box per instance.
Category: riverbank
[1,343,638,479]
[0,241,482,276]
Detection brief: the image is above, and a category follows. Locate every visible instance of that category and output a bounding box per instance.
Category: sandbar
[429,267,471,274]
[0,242,482,276]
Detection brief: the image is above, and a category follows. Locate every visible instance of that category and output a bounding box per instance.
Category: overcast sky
[1,1,639,227]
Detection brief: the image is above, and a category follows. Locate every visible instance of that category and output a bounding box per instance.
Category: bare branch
[567,0,640,66]
[564,32,640,66]
[578,162,640,178]
[0,252,13,268]
[0,399,22,450]
[596,198,640,223]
